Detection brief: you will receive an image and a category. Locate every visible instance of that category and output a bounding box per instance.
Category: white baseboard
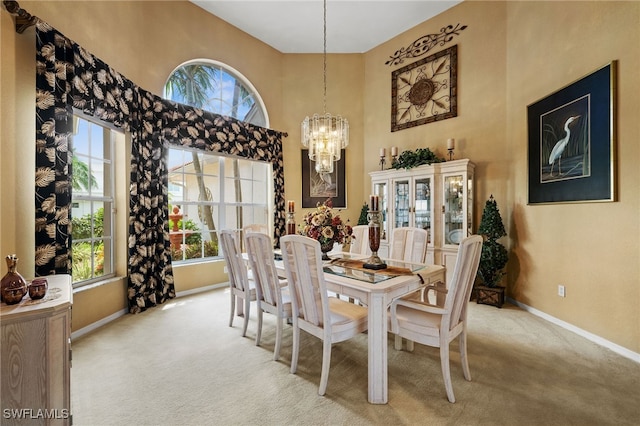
[507,297,640,364]
[71,308,128,341]
[71,283,228,341]
[175,282,227,298]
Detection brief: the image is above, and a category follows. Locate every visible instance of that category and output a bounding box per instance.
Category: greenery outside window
[70,115,116,287]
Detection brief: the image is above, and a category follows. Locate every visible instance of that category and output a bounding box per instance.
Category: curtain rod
[3,0,38,33]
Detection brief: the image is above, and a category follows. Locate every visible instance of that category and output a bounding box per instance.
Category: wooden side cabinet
[1,275,72,425]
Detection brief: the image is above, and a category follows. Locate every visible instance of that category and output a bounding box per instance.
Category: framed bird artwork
[301,149,346,208]
[527,61,616,204]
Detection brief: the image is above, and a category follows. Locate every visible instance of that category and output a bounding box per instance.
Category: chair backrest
[243,223,269,235]
[280,235,328,327]
[245,232,282,307]
[390,227,428,263]
[220,230,250,292]
[443,234,483,330]
[349,225,371,255]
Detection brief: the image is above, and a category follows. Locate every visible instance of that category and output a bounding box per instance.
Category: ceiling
[189,1,463,53]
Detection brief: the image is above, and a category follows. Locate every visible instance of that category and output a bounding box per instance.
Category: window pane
[164,61,266,127]
[90,158,105,196]
[70,116,116,287]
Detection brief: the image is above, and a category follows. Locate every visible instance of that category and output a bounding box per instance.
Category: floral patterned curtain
[34,21,287,313]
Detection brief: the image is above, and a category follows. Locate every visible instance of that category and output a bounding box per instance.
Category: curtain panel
[34,21,287,313]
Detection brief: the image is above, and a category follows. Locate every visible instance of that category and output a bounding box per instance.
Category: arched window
[164,60,268,126]
[163,61,273,263]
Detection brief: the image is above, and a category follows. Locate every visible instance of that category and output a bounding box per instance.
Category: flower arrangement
[301,199,353,253]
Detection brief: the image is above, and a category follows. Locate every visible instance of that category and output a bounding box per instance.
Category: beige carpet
[70,288,639,425]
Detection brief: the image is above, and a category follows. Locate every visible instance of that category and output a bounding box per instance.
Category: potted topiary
[475,195,508,307]
[357,203,369,225]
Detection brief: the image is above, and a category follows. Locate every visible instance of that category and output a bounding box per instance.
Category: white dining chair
[280,235,368,396]
[244,232,292,361]
[389,227,428,263]
[220,230,257,337]
[349,225,371,255]
[389,234,483,403]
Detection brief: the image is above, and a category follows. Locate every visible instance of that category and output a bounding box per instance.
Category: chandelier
[301,0,349,174]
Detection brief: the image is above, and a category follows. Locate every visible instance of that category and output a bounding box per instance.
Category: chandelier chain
[323,0,327,115]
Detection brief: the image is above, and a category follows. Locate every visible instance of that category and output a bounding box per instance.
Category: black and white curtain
[34,20,287,313]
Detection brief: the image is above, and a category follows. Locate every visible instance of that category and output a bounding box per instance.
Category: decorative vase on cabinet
[369,159,475,285]
[1,254,27,304]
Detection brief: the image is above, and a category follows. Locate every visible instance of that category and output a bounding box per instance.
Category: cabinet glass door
[413,177,432,243]
[373,181,388,241]
[394,180,410,228]
[444,174,464,245]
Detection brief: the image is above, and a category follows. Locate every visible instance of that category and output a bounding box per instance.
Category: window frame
[70,112,118,288]
[167,147,273,264]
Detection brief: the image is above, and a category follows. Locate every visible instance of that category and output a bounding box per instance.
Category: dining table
[273,252,445,404]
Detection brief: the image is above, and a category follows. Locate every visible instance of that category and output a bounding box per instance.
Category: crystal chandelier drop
[301,0,349,174]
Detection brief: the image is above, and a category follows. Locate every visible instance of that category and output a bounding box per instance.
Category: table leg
[368,292,388,404]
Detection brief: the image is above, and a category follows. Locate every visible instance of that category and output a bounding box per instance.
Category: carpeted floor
[70,288,639,425]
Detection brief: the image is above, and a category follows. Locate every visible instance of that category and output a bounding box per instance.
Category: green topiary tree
[477,195,508,288]
[357,203,369,225]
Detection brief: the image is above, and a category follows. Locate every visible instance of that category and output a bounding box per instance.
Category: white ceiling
[190,1,463,53]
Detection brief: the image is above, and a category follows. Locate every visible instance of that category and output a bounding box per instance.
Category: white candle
[447,138,455,150]
[391,146,398,156]
[379,148,386,157]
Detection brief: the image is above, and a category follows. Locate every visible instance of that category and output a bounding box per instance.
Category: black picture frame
[301,149,346,209]
[391,45,457,132]
[527,62,616,204]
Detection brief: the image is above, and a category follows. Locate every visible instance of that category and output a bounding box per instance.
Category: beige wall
[505,1,639,353]
[1,1,638,355]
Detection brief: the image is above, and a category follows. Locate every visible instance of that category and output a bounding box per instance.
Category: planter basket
[476,285,505,308]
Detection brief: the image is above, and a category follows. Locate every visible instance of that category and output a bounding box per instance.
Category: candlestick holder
[286,211,296,235]
[379,155,386,170]
[448,148,454,161]
[391,153,398,167]
[363,210,387,270]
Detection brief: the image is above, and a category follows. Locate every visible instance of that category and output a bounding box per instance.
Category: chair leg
[229,292,235,327]
[440,344,455,403]
[459,332,471,381]
[318,339,332,396]
[406,339,415,352]
[394,334,403,351]
[255,306,263,346]
[241,296,250,337]
[290,320,300,374]
[273,316,282,361]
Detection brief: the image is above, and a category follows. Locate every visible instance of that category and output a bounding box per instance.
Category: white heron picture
[540,96,590,182]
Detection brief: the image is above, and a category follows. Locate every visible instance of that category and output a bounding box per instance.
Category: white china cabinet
[369,159,475,284]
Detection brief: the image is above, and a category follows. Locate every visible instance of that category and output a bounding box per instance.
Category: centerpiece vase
[320,240,334,261]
